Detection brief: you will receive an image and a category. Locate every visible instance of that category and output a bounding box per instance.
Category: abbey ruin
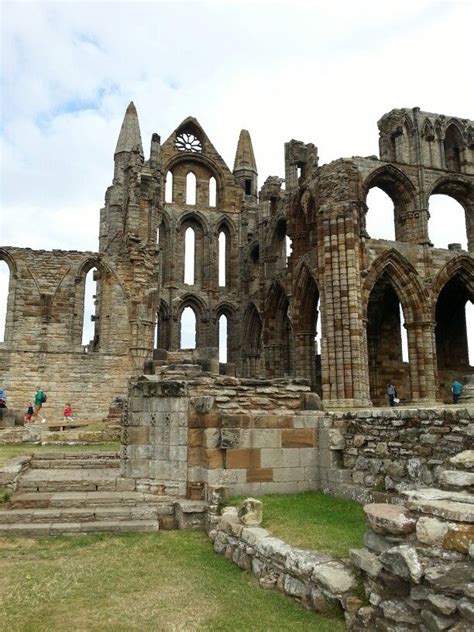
[1,105,473,421]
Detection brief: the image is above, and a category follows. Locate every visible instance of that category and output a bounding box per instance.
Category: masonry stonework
[1,104,473,420]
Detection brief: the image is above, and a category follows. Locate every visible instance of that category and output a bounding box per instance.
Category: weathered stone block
[282,428,316,448]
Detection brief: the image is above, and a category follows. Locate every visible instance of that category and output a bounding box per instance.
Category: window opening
[186,172,197,205]
[218,231,226,287]
[165,171,173,203]
[428,194,467,250]
[181,306,196,349]
[245,179,252,195]
[219,314,228,363]
[82,268,97,346]
[467,301,474,366]
[400,305,409,362]
[0,260,9,342]
[365,187,395,240]
[209,177,217,207]
[156,226,160,244]
[184,227,195,285]
[286,236,292,259]
[176,132,202,153]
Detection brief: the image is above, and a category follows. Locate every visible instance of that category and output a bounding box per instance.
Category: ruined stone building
[1,104,473,420]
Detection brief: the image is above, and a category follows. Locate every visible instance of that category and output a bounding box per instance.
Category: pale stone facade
[1,104,473,420]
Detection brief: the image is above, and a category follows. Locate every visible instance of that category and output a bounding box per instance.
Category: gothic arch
[363,249,426,322]
[156,299,171,349]
[292,261,320,331]
[362,164,417,209]
[264,280,291,378]
[241,302,263,377]
[177,293,209,349]
[431,255,474,311]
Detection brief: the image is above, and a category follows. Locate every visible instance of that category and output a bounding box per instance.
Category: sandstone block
[237,498,263,526]
[226,448,260,469]
[246,468,273,483]
[282,428,316,448]
[364,503,417,535]
[443,524,474,554]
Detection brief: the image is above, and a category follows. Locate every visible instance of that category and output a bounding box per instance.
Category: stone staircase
[0,451,177,535]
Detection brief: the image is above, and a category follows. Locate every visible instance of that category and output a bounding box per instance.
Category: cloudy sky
[1,0,473,359]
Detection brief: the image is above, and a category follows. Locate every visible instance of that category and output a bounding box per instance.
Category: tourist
[24,402,34,423]
[33,386,47,423]
[0,388,7,409]
[451,379,463,404]
[387,383,397,407]
[63,403,74,424]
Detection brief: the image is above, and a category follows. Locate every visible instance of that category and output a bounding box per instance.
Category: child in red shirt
[64,403,73,423]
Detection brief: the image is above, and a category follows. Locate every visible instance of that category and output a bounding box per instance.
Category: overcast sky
[1,0,473,360]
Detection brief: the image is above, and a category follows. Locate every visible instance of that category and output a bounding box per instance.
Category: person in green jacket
[34,385,46,422]
[451,379,463,404]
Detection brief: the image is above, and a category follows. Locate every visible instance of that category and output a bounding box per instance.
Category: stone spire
[114,101,144,157]
[233,129,257,174]
[233,129,258,197]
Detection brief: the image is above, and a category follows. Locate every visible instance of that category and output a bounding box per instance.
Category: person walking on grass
[33,385,47,423]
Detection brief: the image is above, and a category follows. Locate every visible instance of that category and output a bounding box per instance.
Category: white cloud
[1,1,473,361]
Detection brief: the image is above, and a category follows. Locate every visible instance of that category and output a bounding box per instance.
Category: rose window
[175,132,202,153]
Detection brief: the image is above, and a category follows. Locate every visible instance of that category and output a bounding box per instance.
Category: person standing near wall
[451,379,463,404]
[387,383,397,407]
[33,385,47,422]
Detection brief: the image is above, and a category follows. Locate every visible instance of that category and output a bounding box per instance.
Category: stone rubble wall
[209,506,360,624]
[320,407,474,503]
[350,451,474,631]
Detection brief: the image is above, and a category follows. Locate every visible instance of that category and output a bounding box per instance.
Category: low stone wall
[321,407,474,502]
[350,450,474,631]
[209,505,360,625]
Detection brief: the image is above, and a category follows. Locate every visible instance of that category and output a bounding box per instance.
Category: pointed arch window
[219,313,228,363]
[218,231,226,287]
[82,268,97,346]
[181,306,196,349]
[165,171,173,203]
[209,177,217,207]
[444,124,463,172]
[184,227,195,285]
[186,172,197,205]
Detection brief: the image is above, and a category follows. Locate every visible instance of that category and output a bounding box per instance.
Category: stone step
[31,457,120,469]
[0,505,159,524]
[10,491,176,511]
[17,468,122,493]
[438,469,474,489]
[0,520,159,536]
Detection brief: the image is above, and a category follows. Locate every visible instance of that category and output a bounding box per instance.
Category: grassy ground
[0,443,120,467]
[229,492,366,557]
[0,532,345,632]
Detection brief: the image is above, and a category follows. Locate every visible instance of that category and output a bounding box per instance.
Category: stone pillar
[320,212,371,407]
[406,320,437,402]
[294,332,315,387]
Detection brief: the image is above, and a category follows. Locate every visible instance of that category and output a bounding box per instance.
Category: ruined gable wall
[0,247,132,421]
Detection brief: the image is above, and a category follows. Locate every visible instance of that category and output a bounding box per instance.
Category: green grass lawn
[0,532,345,632]
[0,443,120,467]
[229,491,366,557]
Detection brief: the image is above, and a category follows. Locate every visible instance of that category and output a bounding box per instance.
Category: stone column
[294,332,315,386]
[406,320,437,402]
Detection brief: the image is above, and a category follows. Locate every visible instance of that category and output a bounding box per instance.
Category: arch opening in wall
[209,176,217,207]
[435,274,474,401]
[186,172,197,205]
[264,282,291,379]
[242,303,262,377]
[155,301,170,350]
[180,306,196,349]
[82,267,97,347]
[428,194,467,251]
[218,313,228,363]
[365,187,396,241]
[0,260,10,343]
[184,226,195,285]
[218,230,227,287]
[366,272,411,405]
[286,236,292,262]
[165,171,173,203]
[293,266,321,394]
[444,124,463,172]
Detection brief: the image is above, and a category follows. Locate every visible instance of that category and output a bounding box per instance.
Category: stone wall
[321,408,474,502]
[210,506,359,624]
[350,450,474,631]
